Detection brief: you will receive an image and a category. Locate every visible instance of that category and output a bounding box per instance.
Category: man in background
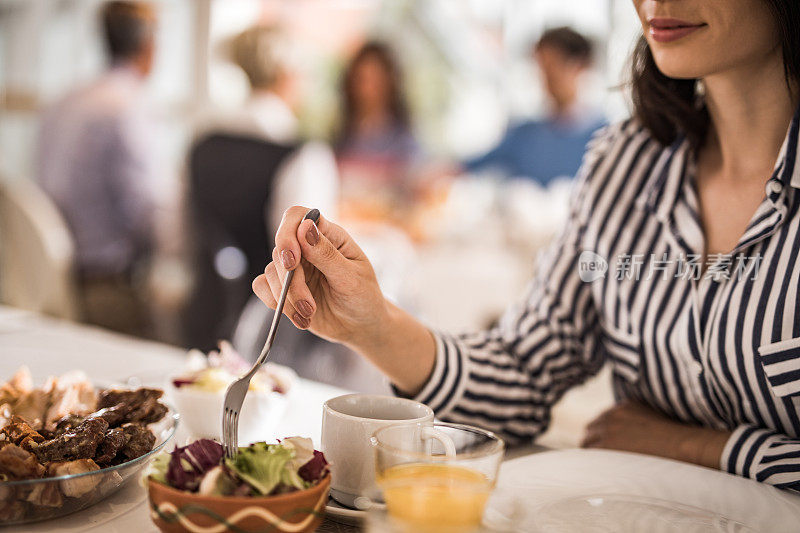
[36,1,157,336]
[463,26,605,186]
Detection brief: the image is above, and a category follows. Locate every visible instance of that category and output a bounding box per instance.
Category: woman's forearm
[583,401,731,470]
[346,300,436,396]
[676,425,731,470]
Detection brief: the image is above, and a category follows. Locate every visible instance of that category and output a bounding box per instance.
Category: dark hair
[101,1,154,63]
[338,41,410,145]
[631,0,800,148]
[535,26,594,65]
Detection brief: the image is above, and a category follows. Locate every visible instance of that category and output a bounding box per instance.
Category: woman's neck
[702,49,797,180]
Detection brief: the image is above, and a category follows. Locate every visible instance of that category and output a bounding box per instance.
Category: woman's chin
[650,51,712,81]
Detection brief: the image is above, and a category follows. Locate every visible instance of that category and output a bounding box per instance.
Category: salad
[148,437,329,497]
[172,342,292,395]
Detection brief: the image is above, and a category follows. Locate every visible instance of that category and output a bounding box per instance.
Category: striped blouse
[407,111,800,491]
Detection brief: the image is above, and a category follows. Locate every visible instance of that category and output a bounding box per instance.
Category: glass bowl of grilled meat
[0,367,179,524]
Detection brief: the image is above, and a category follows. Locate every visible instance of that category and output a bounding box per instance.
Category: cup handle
[420,426,456,458]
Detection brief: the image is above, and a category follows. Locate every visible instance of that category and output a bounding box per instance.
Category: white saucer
[325,497,366,526]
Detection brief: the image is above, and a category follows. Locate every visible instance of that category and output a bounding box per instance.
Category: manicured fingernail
[293,313,310,329]
[296,300,313,318]
[306,222,319,246]
[281,250,295,269]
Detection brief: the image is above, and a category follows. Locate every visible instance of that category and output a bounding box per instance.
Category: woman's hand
[581,401,731,470]
[253,206,387,346]
[252,206,436,394]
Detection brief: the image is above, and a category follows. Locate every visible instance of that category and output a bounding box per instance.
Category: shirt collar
[637,102,800,218]
[775,103,800,189]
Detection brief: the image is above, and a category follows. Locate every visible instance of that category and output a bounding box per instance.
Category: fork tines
[222,407,239,459]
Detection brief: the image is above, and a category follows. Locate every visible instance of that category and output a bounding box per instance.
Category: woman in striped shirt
[255,0,800,491]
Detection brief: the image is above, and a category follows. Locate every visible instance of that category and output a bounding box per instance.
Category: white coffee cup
[321,394,454,508]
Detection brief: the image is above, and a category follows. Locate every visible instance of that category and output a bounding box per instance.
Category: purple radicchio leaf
[298,450,329,483]
[171,378,195,388]
[166,439,224,491]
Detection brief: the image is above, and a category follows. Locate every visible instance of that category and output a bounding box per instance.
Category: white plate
[495,449,800,533]
[532,494,755,532]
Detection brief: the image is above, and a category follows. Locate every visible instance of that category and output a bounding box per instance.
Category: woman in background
[335,42,421,218]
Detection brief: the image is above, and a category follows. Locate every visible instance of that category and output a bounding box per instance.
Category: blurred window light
[214,246,248,280]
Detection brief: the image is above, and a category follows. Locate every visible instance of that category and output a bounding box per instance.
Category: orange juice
[378,463,492,532]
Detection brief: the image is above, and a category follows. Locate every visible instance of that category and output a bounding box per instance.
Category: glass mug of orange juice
[371,422,505,533]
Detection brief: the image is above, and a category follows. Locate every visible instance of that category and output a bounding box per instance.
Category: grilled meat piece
[127,397,168,424]
[6,388,50,430]
[0,444,45,480]
[42,376,96,431]
[36,428,55,440]
[50,403,130,435]
[51,400,163,433]
[32,417,108,463]
[118,423,155,460]
[1,416,45,447]
[18,435,43,454]
[0,403,12,429]
[0,500,26,522]
[0,367,33,405]
[0,483,11,503]
[91,404,130,427]
[94,427,127,464]
[97,388,163,410]
[47,459,101,498]
[50,413,85,436]
[97,388,167,425]
[25,481,63,507]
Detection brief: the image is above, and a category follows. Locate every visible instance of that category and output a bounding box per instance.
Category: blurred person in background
[36,1,157,337]
[335,41,422,221]
[463,26,606,186]
[182,24,338,352]
[207,25,339,235]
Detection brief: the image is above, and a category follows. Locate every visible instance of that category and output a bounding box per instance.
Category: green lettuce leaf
[225,442,305,496]
[146,451,170,484]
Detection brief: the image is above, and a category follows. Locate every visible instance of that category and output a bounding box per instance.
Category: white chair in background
[0,178,80,320]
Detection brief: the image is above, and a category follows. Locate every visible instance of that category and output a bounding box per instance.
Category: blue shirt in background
[464,114,606,186]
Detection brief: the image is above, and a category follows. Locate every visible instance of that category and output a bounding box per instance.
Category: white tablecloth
[3,306,799,532]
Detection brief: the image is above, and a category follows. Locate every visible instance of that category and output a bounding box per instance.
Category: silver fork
[222,208,321,459]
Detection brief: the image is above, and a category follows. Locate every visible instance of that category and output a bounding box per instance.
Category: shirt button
[768,181,783,195]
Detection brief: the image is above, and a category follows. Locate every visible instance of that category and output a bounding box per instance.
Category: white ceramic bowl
[166,364,296,445]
